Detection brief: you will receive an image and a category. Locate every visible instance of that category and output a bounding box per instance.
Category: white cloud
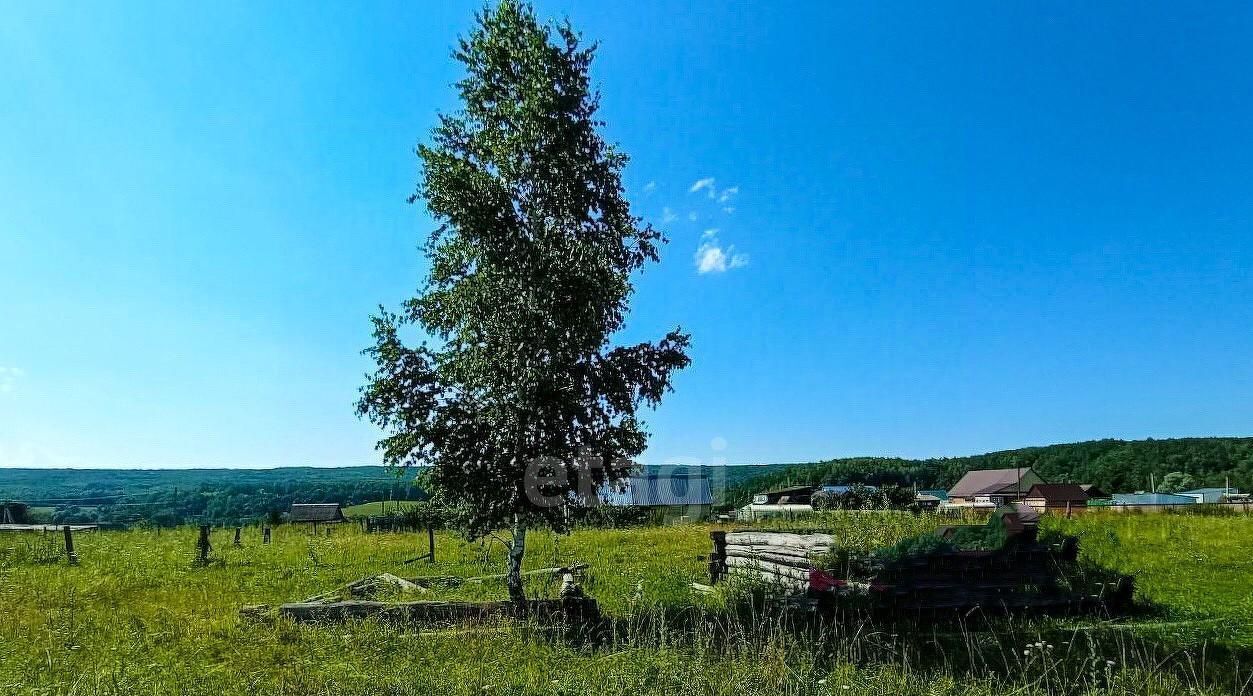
[717,186,739,204]
[689,177,716,195]
[722,206,736,215]
[0,367,24,394]
[643,181,657,194]
[688,211,698,222]
[661,207,677,224]
[694,233,748,275]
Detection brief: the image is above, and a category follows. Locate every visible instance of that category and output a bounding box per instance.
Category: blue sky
[3,2,1252,469]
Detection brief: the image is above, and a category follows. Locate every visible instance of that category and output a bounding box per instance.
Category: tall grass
[0,514,1249,695]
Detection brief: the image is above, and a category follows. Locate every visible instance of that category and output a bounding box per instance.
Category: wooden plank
[724,549,816,569]
[724,567,810,590]
[724,531,834,548]
[725,555,813,581]
[724,544,822,561]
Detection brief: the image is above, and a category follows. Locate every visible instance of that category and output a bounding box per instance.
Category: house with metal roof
[750,485,815,506]
[601,471,713,522]
[947,467,1047,507]
[1109,492,1196,510]
[818,484,876,496]
[1179,487,1242,504]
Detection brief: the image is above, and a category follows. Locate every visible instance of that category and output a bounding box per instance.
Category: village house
[1079,484,1110,500]
[1022,483,1089,513]
[739,485,816,519]
[946,467,1047,507]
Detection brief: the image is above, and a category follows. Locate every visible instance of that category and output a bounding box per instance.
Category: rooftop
[289,503,346,522]
[1025,483,1089,502]
[603,474,713,507]
[948,467,1040,498]
[1111,493,1196,506]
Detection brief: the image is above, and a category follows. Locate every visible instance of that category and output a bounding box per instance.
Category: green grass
[1,512,1250,695]
[340,500,422,518]
[1051,510,1253,648]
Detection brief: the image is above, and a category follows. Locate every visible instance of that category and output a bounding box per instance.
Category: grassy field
[340,500,422,518]
[1,511,1251,695]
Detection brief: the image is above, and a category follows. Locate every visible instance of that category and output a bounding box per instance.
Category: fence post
[708,531,727,584]
[263,526,271,544]
[62,525,78,565]
[233,527,242,546]
[197,524,211,565]
[427,526,436,563]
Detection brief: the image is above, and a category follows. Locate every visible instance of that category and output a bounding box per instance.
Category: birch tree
[357,0,690,605]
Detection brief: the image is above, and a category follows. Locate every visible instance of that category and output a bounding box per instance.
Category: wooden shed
[289,503,346,530]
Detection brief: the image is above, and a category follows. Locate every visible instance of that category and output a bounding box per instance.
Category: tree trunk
[506,515,528,606]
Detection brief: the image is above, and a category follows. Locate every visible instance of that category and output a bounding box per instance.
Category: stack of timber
[708,525,1134,615]
[709,530,833,591]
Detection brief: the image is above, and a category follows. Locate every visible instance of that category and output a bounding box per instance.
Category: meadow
[2,511,1252,695]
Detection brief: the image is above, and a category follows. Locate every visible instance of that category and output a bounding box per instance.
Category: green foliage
[728,437,1253,506]
[874,532,955,564]
[2,516,1252,694]
[1158,471,1197,493]
[0,466,426,528]
[356,0,689,542]
[945,520,1008,551]
[811,484,916,511]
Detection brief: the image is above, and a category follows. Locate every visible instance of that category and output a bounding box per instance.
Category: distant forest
[0,464,772,527]
[4,437,1251,526]
[0,467,424,527]
[725,437,1253,506]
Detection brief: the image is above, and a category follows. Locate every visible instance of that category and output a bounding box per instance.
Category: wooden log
[725,555,813,582]
[275,597,599,624]
[239,604,270,620]
[724,550,817,569]
[724,543,827,559]
[724,546,820,563]
[407,563,588,587]
[350,572,425,597]
[724,567,809,590]
[302,572,427,604]
[724,532,834,549]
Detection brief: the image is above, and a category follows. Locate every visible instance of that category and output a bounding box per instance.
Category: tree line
[726,437,1253,506]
